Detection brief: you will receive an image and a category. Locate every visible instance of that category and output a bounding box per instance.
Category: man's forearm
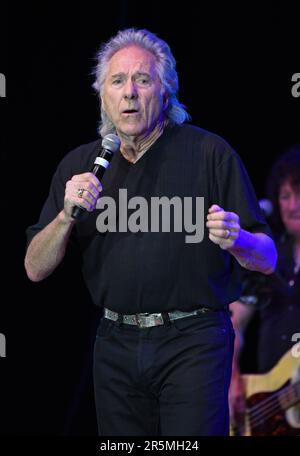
[231,330,243,377]
[228,230,277,275]
[25,210,75,282]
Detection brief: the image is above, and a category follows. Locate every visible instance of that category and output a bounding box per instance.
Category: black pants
[93,310,234,436]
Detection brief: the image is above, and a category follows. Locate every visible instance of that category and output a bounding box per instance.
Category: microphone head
[102,134,121,154]
[259,198,273,217]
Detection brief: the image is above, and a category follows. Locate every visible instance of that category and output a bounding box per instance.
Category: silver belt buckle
[135,313,149,328]
[135,314,143,328]
[135,313,164,328]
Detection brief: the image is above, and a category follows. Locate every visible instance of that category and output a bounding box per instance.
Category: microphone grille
[102,134,121,153]
[259,198,273,217]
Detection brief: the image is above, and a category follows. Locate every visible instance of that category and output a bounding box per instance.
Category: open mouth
[122,109,139,115]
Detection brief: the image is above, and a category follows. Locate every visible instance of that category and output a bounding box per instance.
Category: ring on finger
[77,188,84,198]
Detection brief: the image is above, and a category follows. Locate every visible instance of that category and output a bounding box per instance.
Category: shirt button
[281,334,287,340]
[288,305,294,311]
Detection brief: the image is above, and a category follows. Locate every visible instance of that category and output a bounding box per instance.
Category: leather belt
[104,307,214,329]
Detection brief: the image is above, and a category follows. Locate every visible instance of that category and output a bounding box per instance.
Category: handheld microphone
[259,198,273,218]
[72,133,121,220]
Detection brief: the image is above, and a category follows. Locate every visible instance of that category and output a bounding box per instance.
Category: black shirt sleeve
[25,164,69,246]
[212,147,273,237]
[25,139,100,246]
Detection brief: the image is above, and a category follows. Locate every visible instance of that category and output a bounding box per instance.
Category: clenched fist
[206,204,241,249]
[63,172,103,221]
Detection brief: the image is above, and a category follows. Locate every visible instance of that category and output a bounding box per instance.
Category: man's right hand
[63,172,103,222]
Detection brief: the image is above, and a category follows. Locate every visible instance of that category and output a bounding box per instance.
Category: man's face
[278,180,300,237]
[101,46,165,138]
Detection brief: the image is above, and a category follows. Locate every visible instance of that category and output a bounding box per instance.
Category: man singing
[25,28,277,436]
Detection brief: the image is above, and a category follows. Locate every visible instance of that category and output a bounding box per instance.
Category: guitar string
[248,384,300,427]
[249,380,299,415]
[249,401,284,429]
[247,381,300,428]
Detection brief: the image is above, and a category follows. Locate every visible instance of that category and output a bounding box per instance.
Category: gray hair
[92,28,190,137]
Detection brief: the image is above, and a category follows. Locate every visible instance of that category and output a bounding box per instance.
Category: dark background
[1,1,299,435]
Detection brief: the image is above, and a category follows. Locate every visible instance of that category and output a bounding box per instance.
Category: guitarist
[229,145,300,435]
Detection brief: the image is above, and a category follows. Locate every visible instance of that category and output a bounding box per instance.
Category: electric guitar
[231,342,300,436]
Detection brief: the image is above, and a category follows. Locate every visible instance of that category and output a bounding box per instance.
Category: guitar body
[241,342,300,436]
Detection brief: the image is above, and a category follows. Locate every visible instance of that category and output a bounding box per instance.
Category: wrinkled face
[278,180,300,237]
[101,46,165,138]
